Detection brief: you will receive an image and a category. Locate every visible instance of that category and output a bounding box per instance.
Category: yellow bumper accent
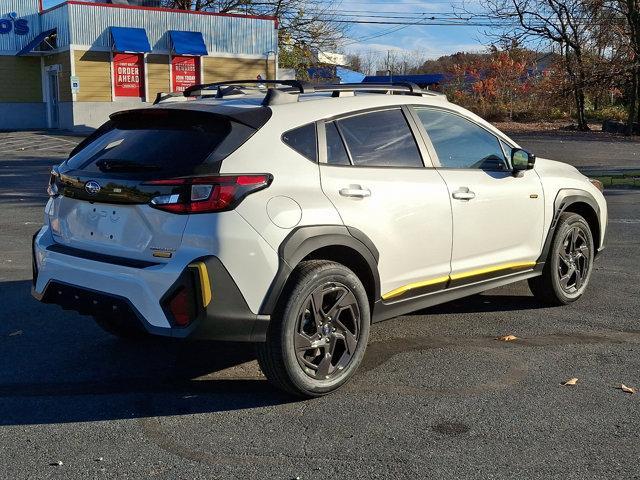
[381,261,537,301]
[189,262,212,307]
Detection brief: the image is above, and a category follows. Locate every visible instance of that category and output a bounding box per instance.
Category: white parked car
[32,81,607,397]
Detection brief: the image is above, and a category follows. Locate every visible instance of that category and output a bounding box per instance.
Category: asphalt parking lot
[0,130,639,479]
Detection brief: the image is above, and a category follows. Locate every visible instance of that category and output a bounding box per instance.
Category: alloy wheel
[294,282,361,380]
[557,225,591,293]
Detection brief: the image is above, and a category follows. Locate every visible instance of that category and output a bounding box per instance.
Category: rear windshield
[66,109,256,176]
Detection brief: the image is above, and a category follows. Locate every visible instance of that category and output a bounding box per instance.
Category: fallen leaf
[562,377,579,386]
[496,334,518,342]
[8,330,22,337]
[620,384,637,394]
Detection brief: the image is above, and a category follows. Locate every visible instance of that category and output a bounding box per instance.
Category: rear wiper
[96,160,162,172]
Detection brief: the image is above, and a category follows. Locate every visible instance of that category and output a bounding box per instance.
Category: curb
[578,168,640,189]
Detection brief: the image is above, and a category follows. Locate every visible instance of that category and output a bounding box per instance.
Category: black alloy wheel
[557,225,591,294]
[256,260,370,397]
[295,282,361,380]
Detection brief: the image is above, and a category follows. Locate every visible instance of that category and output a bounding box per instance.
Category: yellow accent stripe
[449,261,537,281]
[189,262,212,307]
[381,261,537,301]
[382,276,449,301]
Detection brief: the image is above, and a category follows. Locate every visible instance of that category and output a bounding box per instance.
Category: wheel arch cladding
[562,201,600,250]
[259,225,381,316]
[538,189,602,264]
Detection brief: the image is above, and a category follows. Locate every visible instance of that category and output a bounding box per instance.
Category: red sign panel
[113,53,145,98]
[171,56,200,93]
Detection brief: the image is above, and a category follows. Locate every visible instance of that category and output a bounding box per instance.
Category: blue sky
[41,0,489,59]
[337,0,489,58]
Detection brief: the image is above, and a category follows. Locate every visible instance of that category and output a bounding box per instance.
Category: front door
[47,71,60,129]
[413,107,545,285]
[319,107,453,302]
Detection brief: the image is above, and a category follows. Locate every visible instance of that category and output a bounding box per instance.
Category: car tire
[528,212,594,305]
[93,315,150,340]
[256,260,371,398]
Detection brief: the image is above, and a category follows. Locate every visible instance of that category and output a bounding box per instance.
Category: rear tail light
[144,174,272,214]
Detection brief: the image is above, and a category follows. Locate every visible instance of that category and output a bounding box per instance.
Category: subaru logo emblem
[85,181,101,195]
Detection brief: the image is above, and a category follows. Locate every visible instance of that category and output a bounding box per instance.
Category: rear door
[319,107,453,302]
[412,107,544,284]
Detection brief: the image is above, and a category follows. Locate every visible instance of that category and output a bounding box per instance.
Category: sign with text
[113,53,145,98]
[171,56,200,93]
[0,12,29,36]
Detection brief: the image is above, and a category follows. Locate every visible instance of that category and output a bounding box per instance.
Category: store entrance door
[46,69,60,129]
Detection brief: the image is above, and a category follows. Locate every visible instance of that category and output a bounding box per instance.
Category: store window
[171,56,201,93]
[113,53,145,99]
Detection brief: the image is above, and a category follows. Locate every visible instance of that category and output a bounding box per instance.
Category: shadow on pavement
[419,292,546,315]
[0,280,294,426]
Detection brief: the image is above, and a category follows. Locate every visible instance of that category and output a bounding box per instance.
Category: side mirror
[511,148,535,172]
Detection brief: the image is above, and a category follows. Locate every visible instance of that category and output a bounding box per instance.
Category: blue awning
[110,27,151,53]
[169,31,208,56]
[16,29,57,56]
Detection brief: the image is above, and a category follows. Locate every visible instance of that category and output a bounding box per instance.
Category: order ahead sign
[113,53,145,98]
[0,12,29,35]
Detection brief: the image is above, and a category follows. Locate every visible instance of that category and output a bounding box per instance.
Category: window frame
[317,106,436,169]
[408,105,517,171]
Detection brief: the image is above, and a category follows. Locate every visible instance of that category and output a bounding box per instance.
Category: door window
[415,108,508,171]
[325,121,351,165]
[334,109,423,168]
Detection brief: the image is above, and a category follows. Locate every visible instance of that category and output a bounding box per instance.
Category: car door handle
[339,186,371,198]
[452,187,476,200]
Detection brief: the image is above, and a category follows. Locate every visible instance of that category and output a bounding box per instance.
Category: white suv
[32,81,607,397]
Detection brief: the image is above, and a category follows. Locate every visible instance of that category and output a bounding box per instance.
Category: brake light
[145,174,272,214]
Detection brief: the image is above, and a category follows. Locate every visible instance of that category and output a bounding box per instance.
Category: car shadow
[0,279,546,426]
[416,291,548,316]
[0,280,295,426]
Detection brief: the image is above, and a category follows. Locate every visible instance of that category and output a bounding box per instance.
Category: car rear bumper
[31,226,269,342]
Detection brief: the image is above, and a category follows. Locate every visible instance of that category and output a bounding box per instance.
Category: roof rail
[183,79,314,97]
[180,79,447,105]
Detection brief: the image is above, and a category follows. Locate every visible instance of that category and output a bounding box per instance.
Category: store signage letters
[0,13,29,36]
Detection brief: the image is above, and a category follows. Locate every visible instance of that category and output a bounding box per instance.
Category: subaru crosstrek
[32,80,607,397]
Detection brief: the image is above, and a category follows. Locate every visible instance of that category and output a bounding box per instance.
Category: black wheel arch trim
[537,188,602,266]
[259,225,381,316]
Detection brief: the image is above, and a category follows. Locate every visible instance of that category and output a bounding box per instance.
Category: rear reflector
[167,287,192,327]
[145,174,271,214]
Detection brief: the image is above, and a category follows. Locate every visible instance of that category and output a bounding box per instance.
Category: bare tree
[160,0,347,53]
[478,0,596,130]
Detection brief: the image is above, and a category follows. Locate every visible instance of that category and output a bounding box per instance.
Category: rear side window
[66,109,256,176]
[335,109,423,168]
[282,123,317,162]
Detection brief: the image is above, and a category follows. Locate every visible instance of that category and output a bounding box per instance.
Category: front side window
[334,109,423,168]
[415,108,508,170]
